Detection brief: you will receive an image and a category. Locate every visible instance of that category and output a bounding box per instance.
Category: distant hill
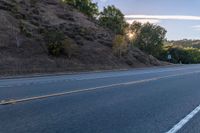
[0,0,165,75]
[168,40,200,48]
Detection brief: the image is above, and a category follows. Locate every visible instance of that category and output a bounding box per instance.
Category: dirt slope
[0,0,165,75]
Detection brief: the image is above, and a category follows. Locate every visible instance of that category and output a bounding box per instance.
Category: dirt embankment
[0,0,167,75]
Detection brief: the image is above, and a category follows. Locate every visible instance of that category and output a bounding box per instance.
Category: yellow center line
[1,71,200,106]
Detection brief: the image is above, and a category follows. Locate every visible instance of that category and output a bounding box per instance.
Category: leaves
[130,22,167,58]
[99,5,127,34]
[64,0,99,18]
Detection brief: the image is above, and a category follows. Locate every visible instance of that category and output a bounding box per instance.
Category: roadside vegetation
[64,0,99,18]
[129,22,167,58]
[3,0,199,76]
[98,5,128,35]
[159,41,200,64]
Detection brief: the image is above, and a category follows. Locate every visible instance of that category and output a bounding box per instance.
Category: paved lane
[1,65,200,133]
[0,64,200,101]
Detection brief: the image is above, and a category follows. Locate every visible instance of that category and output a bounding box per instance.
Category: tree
[64,0,99,18]
[161,46,200,64]
[112,35,128,58]
[99,5,128,34]
[130,22,167,57]
[130,21,142,33]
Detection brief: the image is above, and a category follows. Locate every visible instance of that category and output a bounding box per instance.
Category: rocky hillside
[0,0,165,75]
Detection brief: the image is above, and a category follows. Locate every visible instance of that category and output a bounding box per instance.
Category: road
[1,65,200,133]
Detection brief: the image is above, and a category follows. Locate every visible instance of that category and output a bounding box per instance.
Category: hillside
[168,40,200,48]
[0,0,165,75]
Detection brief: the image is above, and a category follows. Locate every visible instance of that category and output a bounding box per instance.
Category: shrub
[48,42,63,57]
[44,30,79,57]
[19,21,32,37]
[64,0,99,18]
[30,0,38,6]
[62,38,79,58]
[44,30,65,56]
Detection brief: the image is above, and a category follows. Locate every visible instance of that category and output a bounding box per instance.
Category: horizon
[93,0,200,40]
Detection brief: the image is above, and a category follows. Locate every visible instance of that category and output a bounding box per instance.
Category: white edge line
[1,71,200,105]
[166,105,200,133]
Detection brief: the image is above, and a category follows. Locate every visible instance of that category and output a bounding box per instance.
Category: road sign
[167,54,172,60]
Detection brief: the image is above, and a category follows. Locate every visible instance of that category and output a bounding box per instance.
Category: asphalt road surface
[1,65,200,133]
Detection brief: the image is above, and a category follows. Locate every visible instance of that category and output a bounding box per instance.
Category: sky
[93,0,200,40]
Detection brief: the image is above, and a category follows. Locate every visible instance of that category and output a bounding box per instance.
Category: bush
[64,0,99,18]
[48,42,63,57]
[44,30,65,56]
[44,30,79,57]
[62,38,79,58]
[19,21,32,37]
[30,0,38,6]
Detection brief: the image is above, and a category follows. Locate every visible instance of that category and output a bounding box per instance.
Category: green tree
[130,21,142,34]
[64,0,98,18]
[112,35,128,58]
[161,46,200,64]
[130,22,167,57]
[99,5,127,34]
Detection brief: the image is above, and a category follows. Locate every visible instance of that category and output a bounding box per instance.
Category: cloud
[126,19,160,24]
[125,15,200,20]
[125,15,200,24]
[192,25,200,31]
[99,0,108,2]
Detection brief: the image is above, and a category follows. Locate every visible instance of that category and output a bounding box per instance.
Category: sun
[127,32,136,40]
